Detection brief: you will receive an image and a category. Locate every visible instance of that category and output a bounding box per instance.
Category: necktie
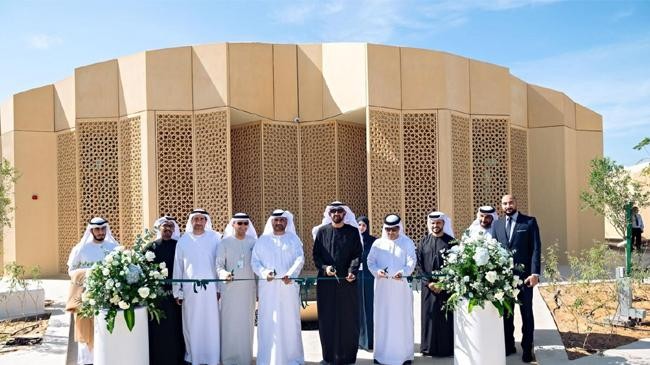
[506,216,513,241]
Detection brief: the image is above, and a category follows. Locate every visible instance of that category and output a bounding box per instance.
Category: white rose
[118,301,130,310]
[138,287,151,299]
[159,262,167,269]
[463,276,470,283]
[473,247,490,266]
[115,246,124,251]
[494,291,504,301]
[512,288,520,297]
[447,253,457,263]
[145,251,156,262]
[115,282,121,288]
[105,255,114,263]
[105,279,114,289]
[161,268,169,278]
[485,271,498,284]
[149,293,156,299]
[89,299,96,306]
[102,268,110,276]
[81,292,90,302]
[112,260,119,266]
[110,295,121,304]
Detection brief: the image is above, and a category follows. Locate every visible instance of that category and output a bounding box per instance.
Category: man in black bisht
[147,216,185,365]
[356,215,376,351]
[312,201,363,365]
[417,211,456,357]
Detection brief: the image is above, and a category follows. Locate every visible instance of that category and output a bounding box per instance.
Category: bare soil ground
[539,282,650,360]
[0,299,54,353]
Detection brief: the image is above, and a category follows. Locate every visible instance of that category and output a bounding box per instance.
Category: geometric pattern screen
[510,127,529,213]
[77,120,121,241]
[402,112,438,241]
[231,123,264,237]
[451,113,474,238]
[368,109,403,237]
[57,131,80,272]
[194,110,230,232]
[59,109,526,274]
[336,121,368,225]
[300,122,337,270]
[118,116,143,247]
[471,118,510,215]
[156,113,195,227]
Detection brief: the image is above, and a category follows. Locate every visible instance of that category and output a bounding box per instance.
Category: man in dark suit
[493,194,541,363]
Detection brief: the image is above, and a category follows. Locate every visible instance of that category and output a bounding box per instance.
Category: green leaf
[493,301,504,317]
[633,137,650,151]
[503,299,513,317]
[468,299,475,313]
[106,314,115,334]
[124,307,136,331]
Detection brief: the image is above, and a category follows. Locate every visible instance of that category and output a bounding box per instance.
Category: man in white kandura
[66,217,119,365]
[251,209,305,365]
[464,205,499,240]
[367,214,416,365]
[217,212,257,365]
[173,209,222,365]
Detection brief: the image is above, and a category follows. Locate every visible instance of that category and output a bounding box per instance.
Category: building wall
[0,42,603,275]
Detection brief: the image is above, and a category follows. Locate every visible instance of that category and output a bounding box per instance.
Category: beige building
[0,42,603,276]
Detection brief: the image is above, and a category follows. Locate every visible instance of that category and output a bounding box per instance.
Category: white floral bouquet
[79,231,168,332]
[436,233,523,316]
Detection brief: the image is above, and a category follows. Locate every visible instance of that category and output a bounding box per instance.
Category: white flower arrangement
[79,231,167,332]
[436,233,523,316]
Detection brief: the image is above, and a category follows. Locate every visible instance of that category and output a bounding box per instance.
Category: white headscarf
[185,208,217,234]
[381,213,405,240]
[311,201,360,240]
[77,217,119,246]
[427,211,455,238]
[262,209,297,236]
[223,212,258,239]
[465,206,498,238]
[153,216,181,240]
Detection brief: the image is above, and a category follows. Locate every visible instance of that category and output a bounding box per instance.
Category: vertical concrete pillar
[1,86,58,275]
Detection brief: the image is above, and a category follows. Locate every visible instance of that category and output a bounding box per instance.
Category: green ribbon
[162,273,446,305]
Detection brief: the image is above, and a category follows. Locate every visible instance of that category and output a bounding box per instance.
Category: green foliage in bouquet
[79,230,168,332]
[436,233,523,317]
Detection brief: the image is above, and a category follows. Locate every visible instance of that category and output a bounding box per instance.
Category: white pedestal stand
[94,306,149,365]
[454,300,505,365]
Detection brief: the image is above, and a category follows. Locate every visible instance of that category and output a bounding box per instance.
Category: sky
[1,0,649,166]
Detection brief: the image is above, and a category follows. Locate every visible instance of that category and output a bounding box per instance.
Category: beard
[332,215,343,224]
[432,227,442,234]
[91,232,105,242]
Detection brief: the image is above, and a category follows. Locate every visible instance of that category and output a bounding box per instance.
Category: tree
[0,159,19,240]
[580,157,650,239]
[633,137,650,176]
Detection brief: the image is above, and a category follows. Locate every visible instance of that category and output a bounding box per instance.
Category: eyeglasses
[384,227,399,232]
[235,221,249,226]
[329,208,345,214]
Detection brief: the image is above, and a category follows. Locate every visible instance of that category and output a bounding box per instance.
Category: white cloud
[270,0,560,43]
[27,34,63,50]
[272,2,316,25]
[611,8,634,23]
[511,37,650,133]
